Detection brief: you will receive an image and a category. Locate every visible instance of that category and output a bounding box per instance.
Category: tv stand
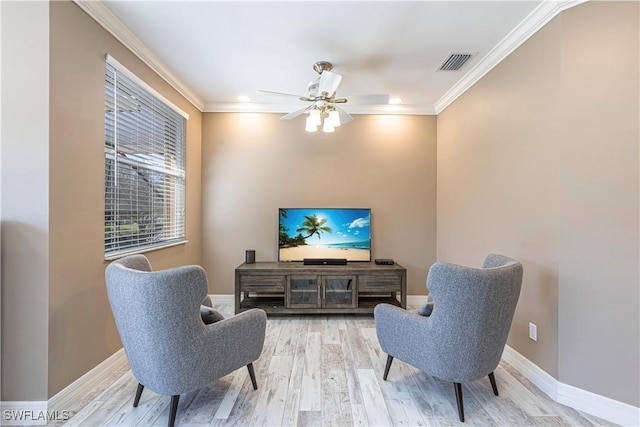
[235,262,406,314]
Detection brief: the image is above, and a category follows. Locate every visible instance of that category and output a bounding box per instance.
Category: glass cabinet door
[323,275,356,308]
[288,275,320,308]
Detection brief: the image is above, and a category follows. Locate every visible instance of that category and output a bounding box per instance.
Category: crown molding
[75,0,586,117]
[203,102,437,116]
[73,0,205,112]
[434,0,588,114]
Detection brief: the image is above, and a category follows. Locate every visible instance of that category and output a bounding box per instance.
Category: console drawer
[358,274,402,292]
[240,275,285,292]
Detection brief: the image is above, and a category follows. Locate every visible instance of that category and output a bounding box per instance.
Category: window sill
[105,239,189,261]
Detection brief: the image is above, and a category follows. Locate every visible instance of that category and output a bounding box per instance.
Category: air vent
[438,53,473,71]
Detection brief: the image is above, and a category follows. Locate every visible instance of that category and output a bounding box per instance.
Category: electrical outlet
[529,322,538,341]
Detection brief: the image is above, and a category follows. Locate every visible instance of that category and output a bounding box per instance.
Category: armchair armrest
[200,308,267,381]
[374,303,439,374]
[375,304,432,352]
[202,295,213,307]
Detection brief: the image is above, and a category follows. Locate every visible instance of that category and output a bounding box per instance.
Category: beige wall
[2,0,202,399]
[437,1,639,406]
[46,1,203,397]
[557,1,639,406]
[201,113,437,296]
[437,10,562,378]
[1,0,50,401]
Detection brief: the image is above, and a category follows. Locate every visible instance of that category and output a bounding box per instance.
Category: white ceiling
[85,0,581,115]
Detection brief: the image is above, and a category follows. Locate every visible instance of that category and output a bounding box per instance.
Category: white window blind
[104,57,187,258]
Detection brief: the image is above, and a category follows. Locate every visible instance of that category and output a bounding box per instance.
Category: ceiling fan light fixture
[328,110,341,127]
[322,120,335,133]
[262,61,386,134]
[305,116,318,132]
[309,109,322,126]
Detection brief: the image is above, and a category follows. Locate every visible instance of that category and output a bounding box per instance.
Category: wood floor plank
[62,401,104,426]
[385,361,441,427]
[345,323,372,369]
[321,343,352,426]
[357,368,393,426]
[299,331,322,411]
[251,355,294,426]
[350,403,369,427]
[215,369,261,426]
[274,318,297,356]
[110,386,163,426]
[430,376,497,426]
[287,316,309,390]
[340,329,364,406]
[493,364,555,417]
[360,327,412,400]
[53,306,617,427]
[80,372,138,426]
[212,371,245,420]
[321,316,341,345]
[411,369,467,426]
[180,376,234,425]
[385,398,428,426]
[297,410,322,426]
[134,393,170,426]
[152,389,199,427]
[465,372,535,426]
[281,386,301,427]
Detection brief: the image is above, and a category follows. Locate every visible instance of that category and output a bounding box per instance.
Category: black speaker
[245,250,255,264]
[303,258,347,266]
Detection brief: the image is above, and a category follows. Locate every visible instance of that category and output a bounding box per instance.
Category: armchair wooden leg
[133,383,144,407]
[454,383,465,422]
[168,395,179,427]
[488,372,499,396]
[383,355,394,381]
[247,363,258,390]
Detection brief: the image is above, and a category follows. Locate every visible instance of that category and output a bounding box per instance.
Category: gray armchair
[105,254,267,427]
[374,254,523,422]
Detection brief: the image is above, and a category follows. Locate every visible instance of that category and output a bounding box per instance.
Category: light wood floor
[55,305,615,427]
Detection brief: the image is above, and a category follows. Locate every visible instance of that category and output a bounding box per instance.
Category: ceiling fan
[259,61,390,132]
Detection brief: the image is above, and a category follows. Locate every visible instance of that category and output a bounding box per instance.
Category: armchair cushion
[416,301,434,317]
[200,305,225,324]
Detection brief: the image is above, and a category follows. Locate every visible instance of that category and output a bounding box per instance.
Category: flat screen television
[278,208,371,262]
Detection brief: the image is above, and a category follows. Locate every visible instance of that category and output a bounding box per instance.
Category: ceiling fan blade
[259,90,313,102]
[280,106,311,121]
[334,94,390,105]
[333,105,353,124]
[318,71,342,97]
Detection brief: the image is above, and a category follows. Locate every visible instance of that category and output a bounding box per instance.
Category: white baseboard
[502,345,640,427]
[502,345,558,400]
[209,294,234,305]
[407,295,427,306]
[557,382,640,427]
[1,349,128,425]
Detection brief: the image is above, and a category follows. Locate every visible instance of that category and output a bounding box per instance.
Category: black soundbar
[303,258,347,266]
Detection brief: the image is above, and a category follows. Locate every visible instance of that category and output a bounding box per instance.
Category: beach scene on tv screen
[279,208,371,261]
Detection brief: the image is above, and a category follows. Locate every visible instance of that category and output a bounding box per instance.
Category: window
[104,55,188,259]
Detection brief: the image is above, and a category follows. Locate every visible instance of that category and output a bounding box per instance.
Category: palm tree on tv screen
[296,215,333,241]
